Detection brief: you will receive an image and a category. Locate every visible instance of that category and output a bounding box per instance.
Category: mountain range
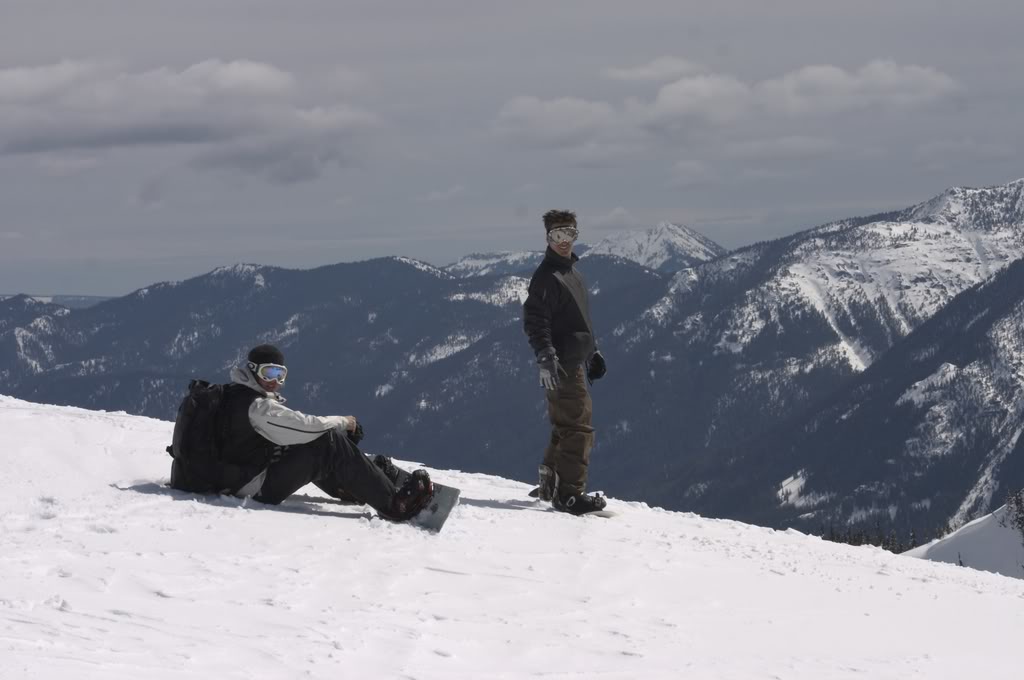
[1,180,1023,535]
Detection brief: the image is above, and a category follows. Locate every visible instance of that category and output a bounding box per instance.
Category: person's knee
[329,427,360,457]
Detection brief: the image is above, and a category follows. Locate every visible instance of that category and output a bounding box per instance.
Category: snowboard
[392,465,461,533]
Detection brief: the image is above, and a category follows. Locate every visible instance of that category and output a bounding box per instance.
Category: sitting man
[180,343,433,521]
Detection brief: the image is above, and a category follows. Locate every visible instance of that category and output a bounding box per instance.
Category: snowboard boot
[372,454,400,484]
[528,464,557,501]
[387,469,434,521]
[552,490,607,516]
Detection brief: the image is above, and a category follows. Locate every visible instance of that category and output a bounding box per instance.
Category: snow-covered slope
[583,222,727,273]
[2,395,1023,679]
[676,258,1024,536]
[443,251,543,278]
[906,504,1024,579]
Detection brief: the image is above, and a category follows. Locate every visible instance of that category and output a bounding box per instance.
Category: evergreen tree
[1000,488,1024,548]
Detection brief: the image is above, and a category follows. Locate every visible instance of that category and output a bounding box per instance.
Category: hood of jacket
[229,365,286,403]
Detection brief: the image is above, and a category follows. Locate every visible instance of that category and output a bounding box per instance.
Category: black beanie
[542,209,577,233]
[248,344,285,365]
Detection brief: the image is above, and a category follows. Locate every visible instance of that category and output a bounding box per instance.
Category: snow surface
[906,504,1024,580]
[3,395,1024,679]
[407,332,487,367]
[448,277,530,307]
[393,257,453,279]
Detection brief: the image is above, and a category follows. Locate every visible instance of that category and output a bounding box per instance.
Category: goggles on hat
[249,361,288,384]
[547,226,578,245]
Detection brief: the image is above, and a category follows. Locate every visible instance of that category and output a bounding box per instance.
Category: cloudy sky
[1,0,1022,294]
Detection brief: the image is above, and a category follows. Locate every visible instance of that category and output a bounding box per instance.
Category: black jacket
[220,383,280,474]
[523,248,597,366]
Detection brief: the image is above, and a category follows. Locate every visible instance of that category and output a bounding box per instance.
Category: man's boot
[372,454,400,484]
[552,490,607,516]
[386,469,434,521]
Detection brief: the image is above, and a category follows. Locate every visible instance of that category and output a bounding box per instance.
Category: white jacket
[229,365,353,447]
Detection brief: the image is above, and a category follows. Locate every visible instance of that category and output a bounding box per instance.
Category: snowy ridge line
[621,180,1024,373]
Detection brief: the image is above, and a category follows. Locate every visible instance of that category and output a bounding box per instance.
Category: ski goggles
[249,362,288,384]
[547,226,578,245]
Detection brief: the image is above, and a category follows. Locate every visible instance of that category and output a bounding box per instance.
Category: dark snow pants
[542,365,595,496]
[253,427,396,512]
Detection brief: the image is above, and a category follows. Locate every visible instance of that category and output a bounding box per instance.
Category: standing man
[523,210,608,514]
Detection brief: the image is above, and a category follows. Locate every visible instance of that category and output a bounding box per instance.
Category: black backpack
[167,379,227,493]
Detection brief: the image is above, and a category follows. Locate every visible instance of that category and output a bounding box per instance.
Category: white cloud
[495,60,956,166]
[192,133,352,184]
[639,60,958,127]
[756,61,958,116]
[644,74,751,126]
[494,96,619,148]
[0,60,376,183]
[0,60,101,102]
[173,59,295,96]
[604,57,704,82]
[493,96,646,166]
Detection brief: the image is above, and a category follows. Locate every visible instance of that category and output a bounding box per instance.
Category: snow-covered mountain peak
[211,263,267,277]
[207,263,272,289]
[0,294,53,310]
[390,256,454,279]
[583,222,726,273]
[908,178,1024,231]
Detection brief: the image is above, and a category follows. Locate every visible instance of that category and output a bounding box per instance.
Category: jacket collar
[544,247,578,271]
[230,365,286,402]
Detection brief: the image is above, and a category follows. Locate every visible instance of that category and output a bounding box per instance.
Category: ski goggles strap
[249,362,288,383]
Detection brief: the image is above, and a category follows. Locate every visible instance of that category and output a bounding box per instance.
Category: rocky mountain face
[669,258,1024,535]
[2,180,1022,532]
[587,182,1023,506]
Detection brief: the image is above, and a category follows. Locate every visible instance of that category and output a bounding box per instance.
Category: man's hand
[587,351,607,382]
[344,416,358,432]
[537,348,566,390]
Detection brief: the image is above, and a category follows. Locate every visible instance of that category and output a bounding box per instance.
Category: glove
[346,421,364,446]
[537,347,567,390]
[587,351,607,382]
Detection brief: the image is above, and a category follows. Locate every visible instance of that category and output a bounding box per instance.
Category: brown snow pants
[542,365,594,495]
